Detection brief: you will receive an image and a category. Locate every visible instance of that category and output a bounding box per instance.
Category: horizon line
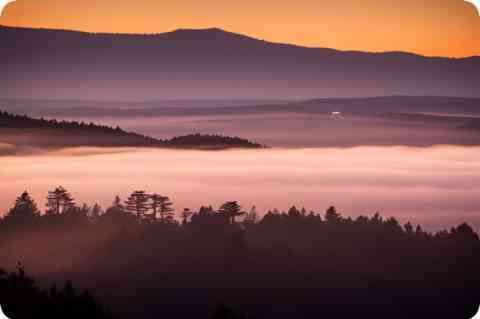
[1,23,479,60]
[1,95,480,105]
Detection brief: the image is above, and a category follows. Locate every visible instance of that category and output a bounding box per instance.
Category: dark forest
[1,188,478,318]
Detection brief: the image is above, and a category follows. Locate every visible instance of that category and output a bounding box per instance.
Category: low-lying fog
[1,145,479,231]
[45,113,480,148]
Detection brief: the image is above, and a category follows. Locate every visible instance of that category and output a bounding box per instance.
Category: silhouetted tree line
[0,110,264,149]
[165,134,264,148]
[0,187,479,319]
[0,110,130,135]
[0,264,113,318]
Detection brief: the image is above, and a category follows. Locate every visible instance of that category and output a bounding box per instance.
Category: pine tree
[124,191,150,222]
[325,206,341,224]
[45,186,75,215]
[154,195,174,224]
[244,206,258,224]
[102,195,135,225]
[219,201,245,224]
[147,194,162,222]
[6,191,40,222]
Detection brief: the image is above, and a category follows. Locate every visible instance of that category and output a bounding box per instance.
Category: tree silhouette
[5,191,40,224]
[101,196,136,226]
[219,201,245,224]
[124,191,149,222]
[158,195,174,224]
[0,265,114,319]
[325,206,341,224]
[287,206,301,218]
[148,194,174,223]
[244,206,258,225]
[0,190,479,319]
[451,223,479,241]
[46,186,75,215]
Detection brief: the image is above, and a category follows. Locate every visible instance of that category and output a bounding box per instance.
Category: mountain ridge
[1,25,479,100]
[2,24,479,59]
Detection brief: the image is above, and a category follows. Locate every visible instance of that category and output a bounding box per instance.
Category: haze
[1,146,479,231]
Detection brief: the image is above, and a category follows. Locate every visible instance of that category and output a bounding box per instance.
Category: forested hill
[0,111,264,150]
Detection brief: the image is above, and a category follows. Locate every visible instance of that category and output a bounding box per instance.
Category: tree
[148,194,174,223]
[45,186,75,215]
[0,266,114,319]
[288,206,301,218]
[5,191,40,223]
[158,195,174,224]
[325,206,341,224]
[108,196,124,214]
[101,196,135,226]
[451,223,479,241]
[90,203,103,221]
[181,208,193,225]
[404,222,414,235]
[300,207,307,217]
[124,191,150,222]
[384,217,402,234]
[244,206,258,224]
[219,201,245,224]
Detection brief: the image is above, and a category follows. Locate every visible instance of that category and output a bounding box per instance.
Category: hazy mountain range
[1,25,479,100]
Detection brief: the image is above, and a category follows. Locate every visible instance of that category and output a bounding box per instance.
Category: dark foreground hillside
[0,189,478,319]
[0,267,114,319]
[0,111,264,151]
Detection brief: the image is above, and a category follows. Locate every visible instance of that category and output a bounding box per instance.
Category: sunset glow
[1,1,479,316]
[1,0,479,57]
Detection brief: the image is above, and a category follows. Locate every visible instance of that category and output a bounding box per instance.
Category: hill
[0,111,264,151]
[1,25,479,100]
[4,96,479,118]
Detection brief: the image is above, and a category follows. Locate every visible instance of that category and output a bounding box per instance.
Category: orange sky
[1,0,479,57]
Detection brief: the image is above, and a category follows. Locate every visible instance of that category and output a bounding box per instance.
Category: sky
[0,0,479,57]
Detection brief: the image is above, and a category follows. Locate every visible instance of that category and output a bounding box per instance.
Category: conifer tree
[6,191,40,222]
[45,186,75,215]
[124,191,150,222]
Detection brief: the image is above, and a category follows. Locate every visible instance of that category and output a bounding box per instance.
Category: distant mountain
[0,111,264,151]
[1,25,479,100]
[2,96,479,119]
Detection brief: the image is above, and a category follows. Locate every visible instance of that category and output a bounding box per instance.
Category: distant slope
[3,96,479,119]
[1,25,479,100]
[0,111,264,151]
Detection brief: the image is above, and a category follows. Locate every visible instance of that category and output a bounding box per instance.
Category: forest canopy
[0,187,479,318]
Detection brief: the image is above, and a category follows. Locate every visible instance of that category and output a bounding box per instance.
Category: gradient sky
[0,0,479,57]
